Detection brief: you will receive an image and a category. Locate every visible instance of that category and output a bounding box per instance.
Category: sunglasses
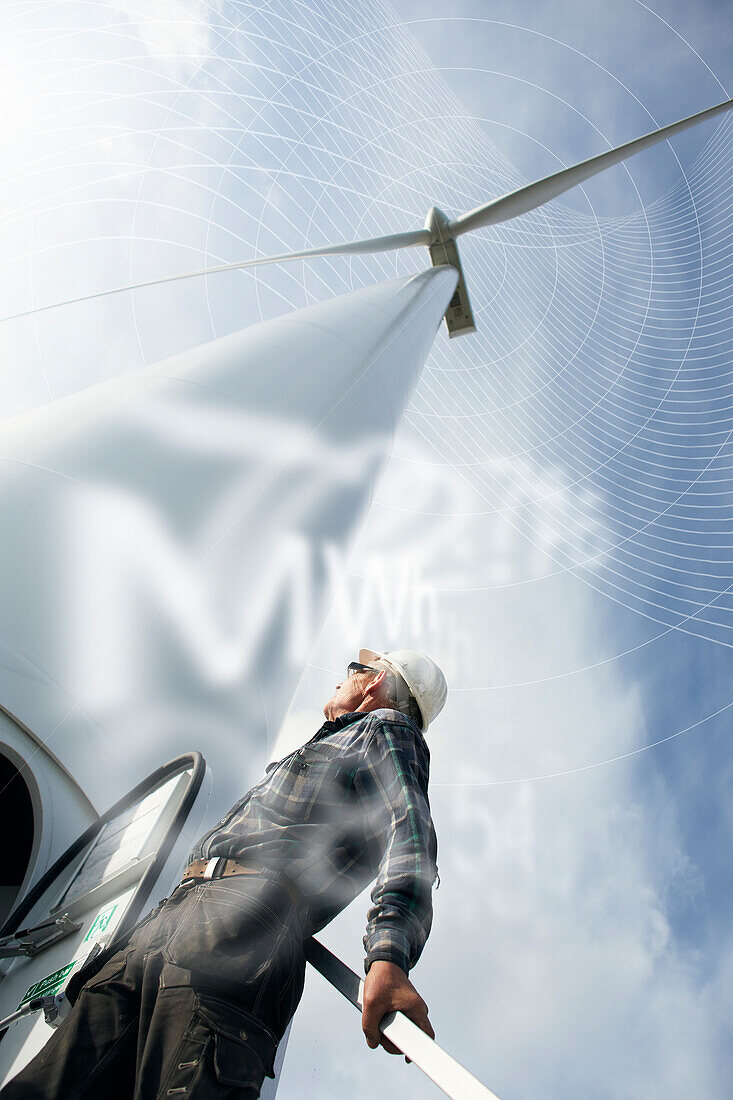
[347,661,379,678]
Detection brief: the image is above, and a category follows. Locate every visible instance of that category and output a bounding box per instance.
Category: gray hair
[372,661,422,729]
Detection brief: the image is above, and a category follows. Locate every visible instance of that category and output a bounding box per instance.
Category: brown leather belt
[181,857,303,909]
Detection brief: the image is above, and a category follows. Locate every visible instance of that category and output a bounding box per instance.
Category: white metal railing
[304,939,501,1100]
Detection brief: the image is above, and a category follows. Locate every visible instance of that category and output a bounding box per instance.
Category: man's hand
[362,960,434,1061]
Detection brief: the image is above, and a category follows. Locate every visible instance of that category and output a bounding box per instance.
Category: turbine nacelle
[424,207,477,338]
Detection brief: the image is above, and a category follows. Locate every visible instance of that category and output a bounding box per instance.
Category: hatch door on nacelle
[0,753,209,1088]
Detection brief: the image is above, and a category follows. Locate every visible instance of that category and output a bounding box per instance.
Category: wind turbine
[0,95,730,1098]
[4,96,730,339]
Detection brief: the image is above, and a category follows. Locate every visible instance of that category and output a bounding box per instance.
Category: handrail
[304,938,501,1100]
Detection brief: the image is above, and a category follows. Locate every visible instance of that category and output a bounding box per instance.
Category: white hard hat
[359,647,448,731]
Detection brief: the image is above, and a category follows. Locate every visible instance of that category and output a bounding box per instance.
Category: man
[1,647,446,1099]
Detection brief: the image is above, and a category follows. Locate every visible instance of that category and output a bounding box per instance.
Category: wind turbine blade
[0,229,431,325]
[449,98,733,237]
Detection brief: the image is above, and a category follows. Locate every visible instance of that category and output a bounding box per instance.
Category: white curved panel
[0,709,96,902]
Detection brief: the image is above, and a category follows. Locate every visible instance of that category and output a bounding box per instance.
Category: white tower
[0,266,457,1082]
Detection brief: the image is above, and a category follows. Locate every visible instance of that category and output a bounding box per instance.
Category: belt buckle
[202,857,223,880]
[180,857,222,886]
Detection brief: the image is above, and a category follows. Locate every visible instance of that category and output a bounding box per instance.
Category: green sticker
[84,902,118,943]
[19,961,77,1007]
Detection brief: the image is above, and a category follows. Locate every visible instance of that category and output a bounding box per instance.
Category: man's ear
[365,669,387,699]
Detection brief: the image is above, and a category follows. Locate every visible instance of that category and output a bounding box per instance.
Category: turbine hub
[424,206,452,244]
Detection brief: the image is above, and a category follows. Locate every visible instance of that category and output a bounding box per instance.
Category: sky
[1,1,732,1098]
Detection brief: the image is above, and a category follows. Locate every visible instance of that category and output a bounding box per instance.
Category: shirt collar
[312,710,366,741]
[266,712,368,773]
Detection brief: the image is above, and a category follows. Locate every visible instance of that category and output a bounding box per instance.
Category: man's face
[322,665,384,721]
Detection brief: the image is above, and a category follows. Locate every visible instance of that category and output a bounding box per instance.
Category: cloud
[114,0,218,73]
[278,424,727,1098]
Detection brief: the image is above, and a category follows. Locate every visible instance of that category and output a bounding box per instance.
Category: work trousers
[1,874,307,1100]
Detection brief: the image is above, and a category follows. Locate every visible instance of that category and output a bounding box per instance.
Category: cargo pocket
[195,992,277,1094]
[214,1034,266,1093]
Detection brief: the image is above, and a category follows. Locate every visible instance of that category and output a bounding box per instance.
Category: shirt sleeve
[354,711,438,975]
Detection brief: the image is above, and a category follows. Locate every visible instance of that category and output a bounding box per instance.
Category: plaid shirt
[188,708,438,974]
